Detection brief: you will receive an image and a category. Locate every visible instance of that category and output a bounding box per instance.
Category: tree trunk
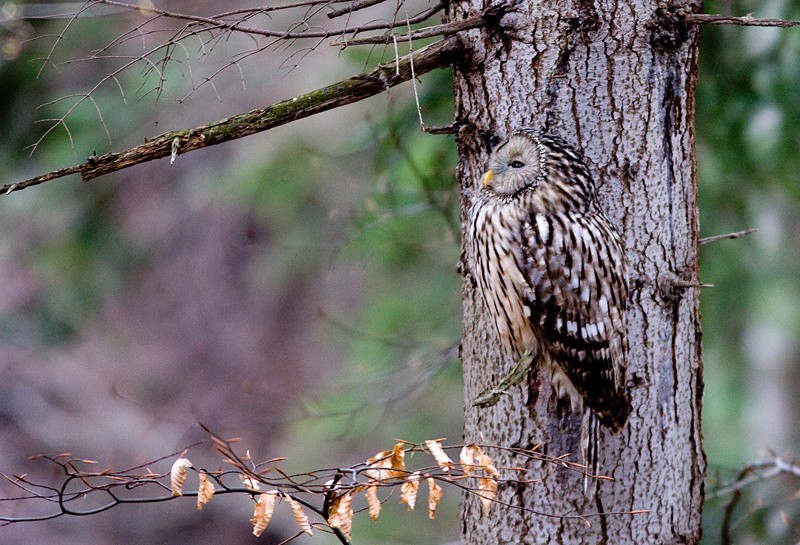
[450,0,706,543]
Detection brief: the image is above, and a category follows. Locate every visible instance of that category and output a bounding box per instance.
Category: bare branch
[36,1,97,78]
[685,13,800,27]
[673,280,714,289]
[1,37,459,196]
[331,5,499,46]
[699,228,756,245]
[217,1,354,17]
[709,455,800,500]
[94,0,444,40]
[708,455,800,545]
[327,0,387,19]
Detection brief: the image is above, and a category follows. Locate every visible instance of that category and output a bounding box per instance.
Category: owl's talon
[472,352,534,408]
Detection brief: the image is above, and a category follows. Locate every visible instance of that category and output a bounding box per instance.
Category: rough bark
[451,1,705,543]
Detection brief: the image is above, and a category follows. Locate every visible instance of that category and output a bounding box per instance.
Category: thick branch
[1,37,458,196]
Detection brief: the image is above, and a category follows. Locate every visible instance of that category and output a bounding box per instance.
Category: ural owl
[466,130,630,492]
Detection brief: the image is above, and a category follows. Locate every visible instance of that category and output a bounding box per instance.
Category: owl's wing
[519,212,630,432]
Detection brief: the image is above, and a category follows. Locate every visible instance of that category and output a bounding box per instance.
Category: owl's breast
[467,198,538,358]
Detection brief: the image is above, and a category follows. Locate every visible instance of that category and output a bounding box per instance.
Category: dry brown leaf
[328,492,354,541]
[390,443,406,473]
[365,443,406,482]
[170,458,192,497]
[478,476,498,515]
[459,444,481,476]
[284,495,313,536]
[477,452,500,479]
[241,474,261,492]
[252,491,278,537]
[425,440,454,473]
[400,472,421,511]
[458,445,500,516]
[365,485,381,521]
[365,451,393,482]
[427,478,443,519]
[197,473,216,510]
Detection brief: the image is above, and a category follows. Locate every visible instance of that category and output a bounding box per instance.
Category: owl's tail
[582,410,600,498]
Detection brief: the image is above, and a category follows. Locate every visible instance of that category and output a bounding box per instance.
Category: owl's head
[481,130,596,211]
[481,132,543,196]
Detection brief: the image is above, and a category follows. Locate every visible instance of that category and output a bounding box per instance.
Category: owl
[466,129,630,490]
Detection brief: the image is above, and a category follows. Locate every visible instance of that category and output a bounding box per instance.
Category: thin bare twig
[673,280,714,289]
[699,228,756,245]
[217,0,353,17]
[328,0,386,19]
[331,6,496,46]
[36,1,97,78]
[1,38,459,196]
[685,13,800,27]
[96,0,443,40]
[711,455,800,545]
[709,455,800,500]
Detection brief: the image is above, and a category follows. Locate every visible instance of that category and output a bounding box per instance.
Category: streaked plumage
[466,130,630,491]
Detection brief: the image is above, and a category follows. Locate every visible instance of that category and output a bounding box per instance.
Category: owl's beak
[482,170,494,188]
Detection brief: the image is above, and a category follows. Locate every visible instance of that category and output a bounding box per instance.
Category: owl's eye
[510,160,525,168]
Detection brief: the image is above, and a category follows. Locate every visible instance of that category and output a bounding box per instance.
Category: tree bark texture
[451,1,705,543]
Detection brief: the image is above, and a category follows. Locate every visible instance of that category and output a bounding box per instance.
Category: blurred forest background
[0,0,798,544]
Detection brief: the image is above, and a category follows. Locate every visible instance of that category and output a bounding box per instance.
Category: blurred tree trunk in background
[450,0,707,542]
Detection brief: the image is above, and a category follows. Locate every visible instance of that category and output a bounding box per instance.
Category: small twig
[710,455,800,500]
[699,228,756,245]
[685,13,800,28]
[406,11,426,131]
[1,38,458,196]
[711,455,800,544]
[673,280,714,289]
[327,0,385,19]
[424,124,462,135]
[719,464,751,545]
[97,0,443,40]
[331,6,496,46]
[219,0,353,15]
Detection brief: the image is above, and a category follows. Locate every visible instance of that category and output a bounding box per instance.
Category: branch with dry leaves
[1,427,647,544]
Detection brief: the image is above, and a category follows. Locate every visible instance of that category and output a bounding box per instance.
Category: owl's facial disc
[483,134,541,196]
